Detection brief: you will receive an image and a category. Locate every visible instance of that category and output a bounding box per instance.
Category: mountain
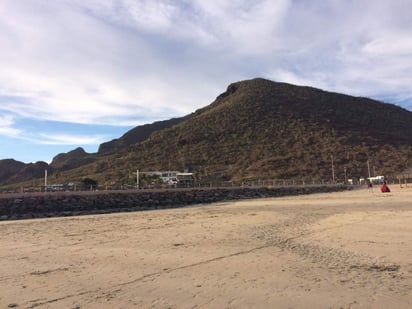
[48,117,191,172]
[50,117,191,170]
[50,147,96,171]
[98,116,190,154]
[0,160,48,186]
[0,117,190,186]
[1,78,412,187]
[98,78,411,182]
[0,115,190,185]
[0,159,26,184]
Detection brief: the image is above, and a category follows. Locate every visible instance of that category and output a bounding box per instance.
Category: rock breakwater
[0,185,347,221]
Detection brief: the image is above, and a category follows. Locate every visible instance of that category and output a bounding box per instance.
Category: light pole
[136,169,139,189]
[44,169,48,192]
[344,166,347,184]
[367,160,371,178]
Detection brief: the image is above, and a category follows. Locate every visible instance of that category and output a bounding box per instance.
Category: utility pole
[344,166,347,184]
[44,169,48,192]
[136,169,139,189]
[331,155,335,183]
[367,160,371,178]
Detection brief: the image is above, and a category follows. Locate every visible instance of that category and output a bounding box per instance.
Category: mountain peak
[1,78,411,188]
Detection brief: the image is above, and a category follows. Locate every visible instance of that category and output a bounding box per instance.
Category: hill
[57,78,412,185]
[2,78,412,188]
[98,116,189,155]
[0,117,190,186]
[50,147,96,171]
[0,159,26,184]
[0,160,48,186]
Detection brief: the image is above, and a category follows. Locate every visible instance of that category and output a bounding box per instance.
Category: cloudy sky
[1,0,412,163]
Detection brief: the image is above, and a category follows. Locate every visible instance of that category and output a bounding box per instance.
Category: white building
[144,171,193,185]
[367,175,385,184]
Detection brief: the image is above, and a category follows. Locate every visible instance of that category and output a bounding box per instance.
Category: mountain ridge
[119,78,411,181]
[98,116,190,155]
[1,78,411,188]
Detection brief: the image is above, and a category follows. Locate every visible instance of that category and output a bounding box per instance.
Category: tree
[81,178,98,190]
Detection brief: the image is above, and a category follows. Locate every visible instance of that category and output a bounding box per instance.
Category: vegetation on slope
[59,78,412,186]
[2,78,412,188]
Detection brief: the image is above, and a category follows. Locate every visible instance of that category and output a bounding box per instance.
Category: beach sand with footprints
[1,185,411,308]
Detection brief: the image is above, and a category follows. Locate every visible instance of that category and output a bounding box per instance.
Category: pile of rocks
[0,185,347,221]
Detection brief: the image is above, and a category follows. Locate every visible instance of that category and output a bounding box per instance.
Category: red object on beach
[380,183,390,193]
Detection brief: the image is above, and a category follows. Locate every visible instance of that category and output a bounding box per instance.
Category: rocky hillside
[49,147,96,171]
[0,117,190,185]
[98,116,189,154]
[0,159,26,184]
[2,78,412,187]
[58,78,412,185]
[0,160,48,186]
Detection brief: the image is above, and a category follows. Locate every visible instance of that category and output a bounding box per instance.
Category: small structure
[144,171,194,186]
[46,182,76,191]
[176,172,194,186]
[347,177,359,185]
[47,184,64,192]
[367,175,385,185]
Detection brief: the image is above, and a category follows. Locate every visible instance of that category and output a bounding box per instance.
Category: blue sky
[1,0,412,163]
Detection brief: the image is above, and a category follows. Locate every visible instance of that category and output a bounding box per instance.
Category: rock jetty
[0,185,347,221]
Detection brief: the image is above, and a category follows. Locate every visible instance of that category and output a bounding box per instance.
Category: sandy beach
[1,185,411,308]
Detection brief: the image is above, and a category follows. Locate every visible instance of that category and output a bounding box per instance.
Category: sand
[1,185,411,308]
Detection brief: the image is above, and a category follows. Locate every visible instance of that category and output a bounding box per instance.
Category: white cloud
[183,0,292,54]
[0,0,230,126]
[266,68,329,90]
[0,0,411,134]
[35,133,108,146]
[362,36,412,57]
[0,115,21,137]
[76,0,178,32]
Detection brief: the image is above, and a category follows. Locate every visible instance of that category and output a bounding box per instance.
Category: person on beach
[380,181,390,193]
[367,180,373,191]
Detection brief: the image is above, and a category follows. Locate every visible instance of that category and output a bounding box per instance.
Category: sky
[1,0,412,163]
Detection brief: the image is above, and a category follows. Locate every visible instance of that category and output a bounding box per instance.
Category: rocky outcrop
[98,116,189,155]
[0,159,26,184]
[0,160,48,186]
[0,185,347,220]
[50,147,96,171]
